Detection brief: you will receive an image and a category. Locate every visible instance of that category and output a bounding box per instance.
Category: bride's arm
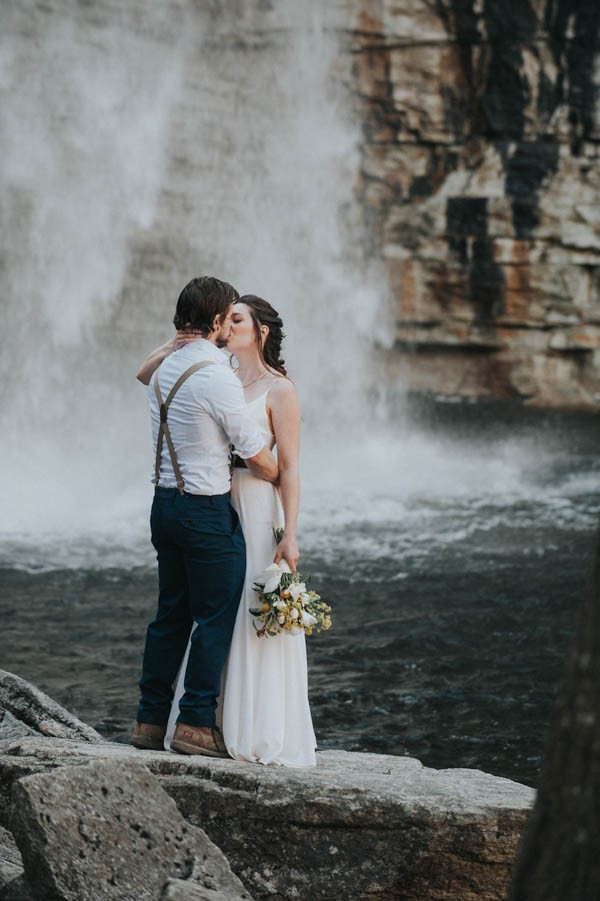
[269,378,301,573]
[136,332,201,385]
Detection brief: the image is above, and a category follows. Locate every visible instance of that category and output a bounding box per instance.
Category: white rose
[301,610,318,628]
[290,608,299,620]
[255,562,285,594]
[289,582,307,600]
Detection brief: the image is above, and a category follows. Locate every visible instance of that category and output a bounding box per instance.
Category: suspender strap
[153,361,214,495]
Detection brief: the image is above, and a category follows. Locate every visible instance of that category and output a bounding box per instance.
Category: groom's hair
[173,276,239,335]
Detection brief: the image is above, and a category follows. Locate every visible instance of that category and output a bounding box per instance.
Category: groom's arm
[245,446,279,483]
[203,367,279,484]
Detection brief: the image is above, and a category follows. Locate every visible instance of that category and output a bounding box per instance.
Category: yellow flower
[262,602,270,613]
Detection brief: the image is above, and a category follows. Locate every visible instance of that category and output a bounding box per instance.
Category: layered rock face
[352,0,600,408]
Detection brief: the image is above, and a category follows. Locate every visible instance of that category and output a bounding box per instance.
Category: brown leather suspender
[153,361,214,495]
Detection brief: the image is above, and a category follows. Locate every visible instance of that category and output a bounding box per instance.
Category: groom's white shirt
[148,338,264,495]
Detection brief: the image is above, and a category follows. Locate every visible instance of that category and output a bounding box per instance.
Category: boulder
[0,735,534,900]
[0,670,102,743]
[8,758,251,901]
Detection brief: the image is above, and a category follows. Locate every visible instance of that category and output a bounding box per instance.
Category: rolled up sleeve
[201,367,266,459]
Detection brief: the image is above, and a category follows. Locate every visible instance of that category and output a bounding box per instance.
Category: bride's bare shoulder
[268,373,296,396]
[267,374,299,412]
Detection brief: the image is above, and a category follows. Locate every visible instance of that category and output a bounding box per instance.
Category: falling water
[0,0,598,575]
[0,0,384,564]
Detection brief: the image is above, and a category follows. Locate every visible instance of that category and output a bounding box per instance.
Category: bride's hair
[238,295,287,376]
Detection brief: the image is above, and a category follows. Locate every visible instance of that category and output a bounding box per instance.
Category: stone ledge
[0,670,534,899]
[0,735,534,900]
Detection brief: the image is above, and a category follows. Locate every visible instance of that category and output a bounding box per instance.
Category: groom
[132,276,278,757]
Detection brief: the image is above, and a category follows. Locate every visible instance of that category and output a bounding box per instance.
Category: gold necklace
[238,369,268,389]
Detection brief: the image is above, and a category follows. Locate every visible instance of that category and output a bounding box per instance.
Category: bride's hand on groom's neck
[173,328,202,350]
[136,330,204,384]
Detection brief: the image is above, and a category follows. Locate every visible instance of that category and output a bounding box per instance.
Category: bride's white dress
[165,388,316,766]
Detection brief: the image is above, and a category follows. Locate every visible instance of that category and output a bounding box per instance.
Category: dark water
[1,400,599,789]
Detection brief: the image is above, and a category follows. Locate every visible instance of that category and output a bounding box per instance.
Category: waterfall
[0,0,387,566]
[2,1,592,573]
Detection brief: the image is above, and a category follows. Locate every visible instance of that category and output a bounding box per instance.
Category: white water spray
[0,1,389,563]
[0,1,596,571]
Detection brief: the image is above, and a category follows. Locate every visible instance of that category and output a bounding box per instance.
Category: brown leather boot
[130,722,167,751]
[171,723,230,758]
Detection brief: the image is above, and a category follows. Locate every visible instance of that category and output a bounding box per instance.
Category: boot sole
[130,736,166,751]
[170,738,230,758]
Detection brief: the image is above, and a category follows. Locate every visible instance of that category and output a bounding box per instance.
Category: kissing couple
[131,276,316,767]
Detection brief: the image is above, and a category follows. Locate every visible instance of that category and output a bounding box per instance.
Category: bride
[136,295,316,767]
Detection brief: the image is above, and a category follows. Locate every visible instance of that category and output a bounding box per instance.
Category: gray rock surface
[0,735,534,900]
[0,711,37,744]
[8,758,251,901]
[0,874,34,901]
[161,881,243,901]
[0,822,34,900]
[0,824,25,887]
[0,669,102,743]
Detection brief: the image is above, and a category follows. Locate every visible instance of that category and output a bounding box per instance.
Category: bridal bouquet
[250,545,332,639]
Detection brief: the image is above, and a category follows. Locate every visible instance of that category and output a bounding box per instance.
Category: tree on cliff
[509,524,600,900]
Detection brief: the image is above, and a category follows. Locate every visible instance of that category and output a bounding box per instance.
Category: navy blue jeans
[137,487,246,728]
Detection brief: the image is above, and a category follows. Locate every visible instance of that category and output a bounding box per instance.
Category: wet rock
[8,758,251,901]
[0,669,102,743]
[1,736,534,900]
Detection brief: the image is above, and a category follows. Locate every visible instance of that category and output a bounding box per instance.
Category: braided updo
[238,294,287,376]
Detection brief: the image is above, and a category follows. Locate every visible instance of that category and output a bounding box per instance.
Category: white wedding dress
[165,388,317,766]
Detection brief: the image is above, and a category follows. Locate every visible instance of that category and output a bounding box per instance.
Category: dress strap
[153,361,214,494]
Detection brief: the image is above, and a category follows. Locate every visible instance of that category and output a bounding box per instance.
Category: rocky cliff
[0,670,534,900]
[352,0,600,408]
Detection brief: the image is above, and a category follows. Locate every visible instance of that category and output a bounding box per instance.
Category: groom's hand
[274,533,299,574]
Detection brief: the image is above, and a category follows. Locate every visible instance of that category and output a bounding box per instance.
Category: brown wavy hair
[238,295,287,376]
